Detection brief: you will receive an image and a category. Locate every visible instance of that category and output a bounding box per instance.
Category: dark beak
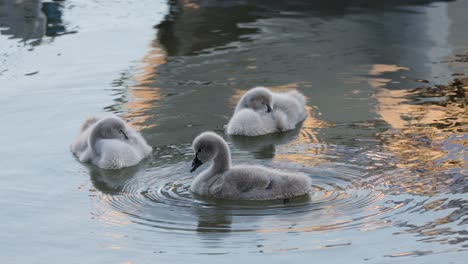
[266,104,272,113]
[190,154,203,173]
[120,130,129,140]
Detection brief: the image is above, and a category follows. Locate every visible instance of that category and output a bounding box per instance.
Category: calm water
[1,0,467,263]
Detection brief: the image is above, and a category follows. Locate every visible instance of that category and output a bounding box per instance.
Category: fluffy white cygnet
[226,87,307,136]
[70,116,152,169]
[190,132,311,200]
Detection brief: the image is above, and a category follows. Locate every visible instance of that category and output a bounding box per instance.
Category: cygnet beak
[266,104,272,113]
[120,130,129,140]
[190,154,203,173]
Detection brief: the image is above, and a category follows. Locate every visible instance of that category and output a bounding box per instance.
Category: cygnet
[226,87,307,136]
[71,116,152,169]
[190,132,311,200]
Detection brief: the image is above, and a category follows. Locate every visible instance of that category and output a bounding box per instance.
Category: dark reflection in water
[122,0,460,147]
[228,126,302,159]
[157,0,454,57]
[87,158,152,194]
[42,1,68,37]
[157,0,260,56]
[195,207,232,234]
[0,0,45,44]
[0,0,72,45]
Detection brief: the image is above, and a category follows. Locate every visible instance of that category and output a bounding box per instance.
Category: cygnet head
[239,87,273,113]
[190,132,226,173]
[95,116,129,141]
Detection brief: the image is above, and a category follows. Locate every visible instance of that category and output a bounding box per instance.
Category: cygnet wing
[224,165,273,193]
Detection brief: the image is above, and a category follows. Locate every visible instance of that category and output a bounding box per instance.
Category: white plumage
[190,132,311,200]
[70,115,152,169]
[226,87,307,136]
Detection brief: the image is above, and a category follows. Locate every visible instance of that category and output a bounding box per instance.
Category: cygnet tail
[286,174,312,198]
[71,117,100,155]
[286,90,306,107]
[128,130,153,157]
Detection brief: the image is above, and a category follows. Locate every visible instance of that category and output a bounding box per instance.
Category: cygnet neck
[209,138,231,174]
[235,96,248,112]
[89,121,106,155]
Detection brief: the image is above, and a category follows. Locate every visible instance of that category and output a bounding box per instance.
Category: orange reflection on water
[123,87,161,130]
[375,88,464,130]
[270,83,331,147]
[385,251,433,258]
[122,45,166,130]
[96,209,132,227]
[182,0,200,10]
[274,103,331,166]
[368,64,410,76]
[373,70,467,196]
[96,196,132,227]
[257,220,352,233]
[347,64,410,88]
[109,246,122,250]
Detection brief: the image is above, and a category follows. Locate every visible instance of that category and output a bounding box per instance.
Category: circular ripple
[90,159,398,234]
[86,138,467,256]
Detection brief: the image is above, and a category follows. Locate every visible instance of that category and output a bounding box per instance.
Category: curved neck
[235,94,253,113]
[210,139,231,174]
[88,123,103,154]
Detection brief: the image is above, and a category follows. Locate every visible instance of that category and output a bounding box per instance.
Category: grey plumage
[190,132,311,200]
[227,87,307,136]
[70,115,152,169]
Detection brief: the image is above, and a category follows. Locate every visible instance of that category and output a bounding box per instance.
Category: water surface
[0,0,467,263]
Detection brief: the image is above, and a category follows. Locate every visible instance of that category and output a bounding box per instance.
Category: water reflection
[87,158,151,194]
[42,1,67,37]
[196,207,232,234]
[157,0,454,56]
[157,0,260,56]
[123,45,167,130]
[105,41,167,133]
[375,78,466,193]
[0,0,44,45]
[229,128,301,159]
[88,0,467,259]
[136,0,457,147]
[0,0,71,45]
[371,78,467,250]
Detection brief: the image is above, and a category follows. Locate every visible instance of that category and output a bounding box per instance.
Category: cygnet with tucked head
[190,132,311,200]
[235,86,273,113]
[227,87,307,136]
[71,115,152,169]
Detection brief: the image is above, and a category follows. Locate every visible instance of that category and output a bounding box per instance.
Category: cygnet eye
[198,148,202,153]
